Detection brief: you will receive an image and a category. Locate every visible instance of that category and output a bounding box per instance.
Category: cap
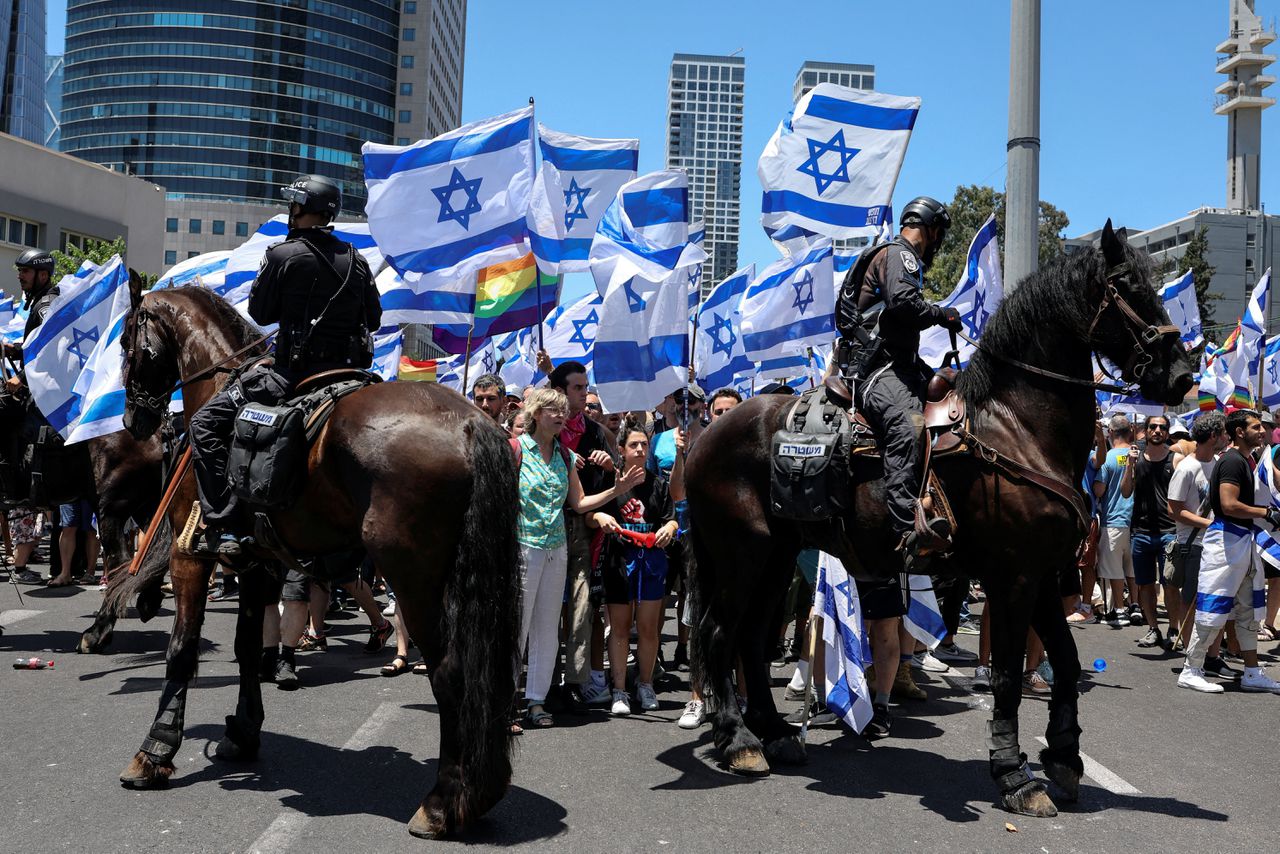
[758,382,798,396]
[1168,419,1190,438]
[504,385,523,399]
[672,384,706,401]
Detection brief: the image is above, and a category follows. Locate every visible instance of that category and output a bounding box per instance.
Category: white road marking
[1035,736,1141,795]
[247,702,406,853]
[1,609,44,626]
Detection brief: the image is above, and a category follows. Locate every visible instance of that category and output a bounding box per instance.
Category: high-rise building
[1,0,46,145]
[394,0,466,145]
[666,52,744,294]
[1216,0,1275,212]
[42,52,59,149]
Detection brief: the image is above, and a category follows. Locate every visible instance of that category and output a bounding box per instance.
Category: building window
[403,27,415,41]
[188,251,200,259]
[400,82,413,96]
[236,222,249,237]
[166,217,178,233]
[2,214,40,248]
[165,250,177,265]
[405,0,417,11]
[60,230,102,253]
[399,110,412,123]
[189,218,201,234]
[397,137,410,145]
[212,220,225,235]
[401,55,415,68]
[1246,257,1256,272]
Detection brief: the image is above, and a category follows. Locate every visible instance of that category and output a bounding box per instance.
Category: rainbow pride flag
[432,253,560,354]
[398,356,438,382]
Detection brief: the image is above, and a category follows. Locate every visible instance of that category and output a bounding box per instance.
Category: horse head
[1089,221,1195,406]
[121,291,179,440]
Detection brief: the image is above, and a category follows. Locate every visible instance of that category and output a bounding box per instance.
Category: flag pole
[529,96,547,354]
[462,323,475,393]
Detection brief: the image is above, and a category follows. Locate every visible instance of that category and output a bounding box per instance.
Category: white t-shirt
[1168,455,1215,543]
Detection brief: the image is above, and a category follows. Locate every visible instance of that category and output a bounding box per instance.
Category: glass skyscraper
[60,1,402,214]
[1,0,47,145]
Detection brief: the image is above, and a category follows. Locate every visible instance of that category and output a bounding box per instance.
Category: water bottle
[12,657,53,670]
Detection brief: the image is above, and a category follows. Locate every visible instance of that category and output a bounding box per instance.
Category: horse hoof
[214,735,258,762]
[407,805,449,839]
[119,751,173,789]
[728,747,771,777]
[763,734,807,766]
[1002,781,1058,817]
[1040,749,1082,803]
[77,633,100,654]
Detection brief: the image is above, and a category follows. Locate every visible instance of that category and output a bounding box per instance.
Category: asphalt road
[0,565,1272,854]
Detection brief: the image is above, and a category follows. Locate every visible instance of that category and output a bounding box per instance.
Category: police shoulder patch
[899,250,919,274]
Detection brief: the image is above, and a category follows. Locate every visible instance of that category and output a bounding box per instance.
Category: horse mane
[955,240,1158,406]
[161,285,262,348]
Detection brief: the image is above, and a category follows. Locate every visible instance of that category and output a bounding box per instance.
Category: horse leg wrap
[142,681,188,762]
[995,761,1036,795]
[1044,704,1082,754]
[986,718,1019,757]
[987,719,1029,789]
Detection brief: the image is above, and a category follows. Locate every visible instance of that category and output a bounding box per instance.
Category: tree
[923,184,1070,300]
[1153,226,1218,333]
[52,236,157,288]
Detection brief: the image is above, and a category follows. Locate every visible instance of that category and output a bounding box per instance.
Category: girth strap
[963,430,1091,537]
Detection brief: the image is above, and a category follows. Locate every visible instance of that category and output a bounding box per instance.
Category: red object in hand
[613,528,657,549]
[12,657,53,670]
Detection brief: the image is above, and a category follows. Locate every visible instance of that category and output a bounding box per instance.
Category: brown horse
[115,286,521,839]
[685,223,1194,816]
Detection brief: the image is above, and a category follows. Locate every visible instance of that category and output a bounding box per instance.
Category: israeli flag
[371,327,403,383]
[757,351,811,379]
[1259,336,1280,409]
[739,238,835,362]
[694,264,755,393]
[0,296,19,346]
[1159,270,1203,351]
[222,216,383,308]
[812,553,873,734]
[919,215,1003,369]
[499,345,539,391]
[436,339,498,393]
[1197,518,1264,628]
[533,291,602,368]
[363,106,534,322]
[683,222,706,312]
[588,170,706,297]
[594,272,688,414]
[1223,268,1272,404]
[528,125,639,276]
[903,576,948,651]
[154,250,232,291]
[758,84,918,241]
[1255,447,1280,572]
[25,256,132,438]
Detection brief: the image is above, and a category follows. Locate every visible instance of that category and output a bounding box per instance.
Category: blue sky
[47,1,1278,302]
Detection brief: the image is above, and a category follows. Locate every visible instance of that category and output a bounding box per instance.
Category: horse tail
[687,503,726,709]
[448,418,520,813]
[100,515,173,621]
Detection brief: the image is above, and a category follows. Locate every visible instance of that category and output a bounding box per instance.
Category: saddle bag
[228,403,307,509]
[770,392,852,521]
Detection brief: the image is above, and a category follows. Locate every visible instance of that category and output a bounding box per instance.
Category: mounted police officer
[834,196,962,569]
[190,175,382,558]
[4,248,59,388]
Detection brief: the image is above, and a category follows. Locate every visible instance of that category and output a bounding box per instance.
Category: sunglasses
[585,403,602,411]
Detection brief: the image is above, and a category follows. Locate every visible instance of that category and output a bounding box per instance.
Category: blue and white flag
[683,222,706,312]
[594,272,688,414]
[1197,518,1264,628]
[1259,335,1280,409]
[436,339,498,393]
[25,256,132,438]
[757,352,811,380]
[363,106,534,323]
[813,552,873,734]
[1255,447,1280,572]
[588,170,706,297]
[371,327,403,383]
[919,215,1003,368]
[528,125,639,276]
[154,250,232,291]
[1159,270,1203,351]
[759,84,918,241]
[694,264,755,393]
[0,296,19,346]
[739,239,835,361]
[529,290,602,369]
[1222,268,1271,404]
[222,216,383,308]
[903,576,948,651]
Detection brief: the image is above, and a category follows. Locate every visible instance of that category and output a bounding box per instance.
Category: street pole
[1005,0,1041,292]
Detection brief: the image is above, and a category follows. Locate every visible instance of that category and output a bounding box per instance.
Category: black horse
[685,223,1194,816]
[115,286,521,839]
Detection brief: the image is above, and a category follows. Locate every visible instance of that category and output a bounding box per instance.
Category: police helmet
[899,196,951,235]
[14,248,55,273]
[280,175,342,217]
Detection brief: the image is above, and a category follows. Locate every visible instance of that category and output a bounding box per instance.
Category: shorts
[856,576,907,621]
[1058,564,1082,597]
[6,509,43,545]
[1130,531,1174,586]
[281,568,311,602]
[603,545,668,604]
[1097,527,1133,580]
[59,499,95,530]
[1171,541,1202,605]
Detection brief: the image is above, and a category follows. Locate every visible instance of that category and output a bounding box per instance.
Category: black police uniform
[837,236,950,539]
[190,226,381,529]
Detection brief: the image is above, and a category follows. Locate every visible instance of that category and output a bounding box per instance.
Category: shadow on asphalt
[165,724,568,845]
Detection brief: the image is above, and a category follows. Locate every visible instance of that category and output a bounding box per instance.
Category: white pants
[519,542,568,704]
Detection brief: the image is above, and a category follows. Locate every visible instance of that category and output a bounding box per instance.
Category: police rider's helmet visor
[280,185,309,206]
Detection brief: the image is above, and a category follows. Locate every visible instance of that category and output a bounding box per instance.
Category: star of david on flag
[1158,270,1204,351]
[792,270,815,315]
[67,327,99,368]
[919,215,1004,369]
[1260,333,1280,409]
[588,170,705,298]
[812,552,873,733]
[569,308,599,350]
[759,83,919,241]
[739,239,835,362]
[563,177,590,230]
[694,264,755,394]
[432,167,484,230]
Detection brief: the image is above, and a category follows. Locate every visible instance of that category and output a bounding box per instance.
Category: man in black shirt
[1120,413,1181,647]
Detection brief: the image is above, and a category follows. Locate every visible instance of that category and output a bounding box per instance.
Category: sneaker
[381,596,396,618]
[636,682,659,711]
[770,641,789,668]
[934,642,978,663]
[1066,604,1093,623]
[864,702,891,739]
[678,699,705,729]
[1126,605,1145,627]
[296,632,327,652]
[1023,670,1051,695]
[783,682,809,702]
[972,665,992,692]
[1177,666,1224,693]
[581,681,613,706]
[1204,656,1240,679]
[364,620,394,653]
[1137,627,1163,648]
[1240,668,1280,694]
[1036,658,1054,686]
[1104,609,1125,628]
[274,658,299,691]
[956,616,982,635]
[784,701,836,726]
[610,688,631,716]
[892,660,927,701]
[13,568,42,584]
[910,650,950,673]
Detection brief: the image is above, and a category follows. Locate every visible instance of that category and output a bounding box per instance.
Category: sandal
[509,721,524,736]
[411,660,429,676]
[1258,625,1279,642]
[525,705,554,728]
[45,577,75,588]
[380,655,410,677]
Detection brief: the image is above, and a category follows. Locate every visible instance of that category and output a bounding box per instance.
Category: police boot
[193,528,243,560]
